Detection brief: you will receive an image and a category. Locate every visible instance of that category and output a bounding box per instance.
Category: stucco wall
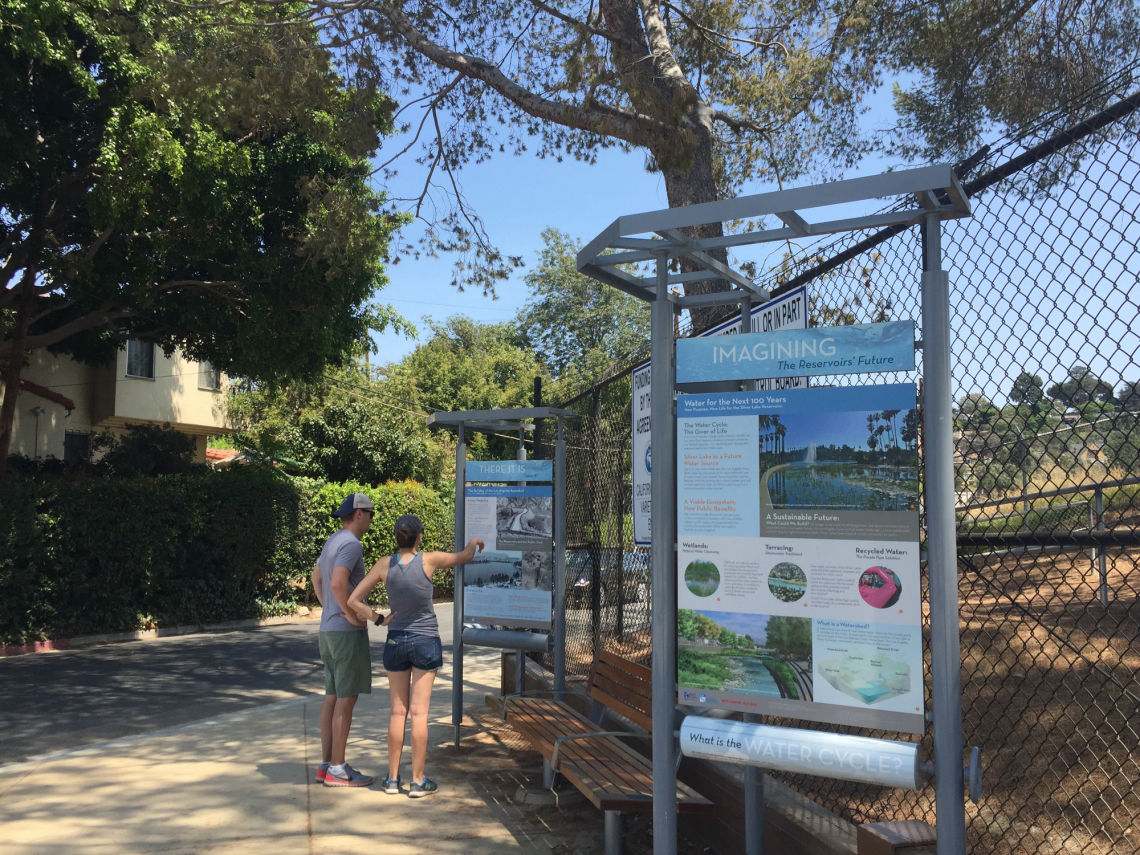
[6,346,228,462]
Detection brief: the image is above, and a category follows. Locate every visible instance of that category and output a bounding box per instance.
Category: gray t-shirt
[317,528,367,632]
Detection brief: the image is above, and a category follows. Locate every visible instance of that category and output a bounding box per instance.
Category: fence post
[1094,485,1108,607]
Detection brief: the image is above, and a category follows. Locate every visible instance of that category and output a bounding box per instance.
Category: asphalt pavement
[0,604,643,854]
[1,606,459,762]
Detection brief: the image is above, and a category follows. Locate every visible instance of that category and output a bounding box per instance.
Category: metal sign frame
[427,406,578,746]
[576,165,973,855]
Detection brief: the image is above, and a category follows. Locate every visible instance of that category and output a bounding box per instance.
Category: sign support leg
[921,214,968,855]
[651,253,678,855]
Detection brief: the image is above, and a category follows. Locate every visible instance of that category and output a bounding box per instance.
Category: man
[311,492,379,787]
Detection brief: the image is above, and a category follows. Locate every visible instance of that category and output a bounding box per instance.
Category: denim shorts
[383,631,443,672]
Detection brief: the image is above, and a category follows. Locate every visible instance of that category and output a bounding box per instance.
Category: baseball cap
[394,514,424,538]
[331,493,374,518]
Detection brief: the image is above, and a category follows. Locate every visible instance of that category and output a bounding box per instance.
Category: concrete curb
[0,610,323,658]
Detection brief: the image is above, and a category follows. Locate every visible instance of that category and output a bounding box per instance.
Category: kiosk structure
[427,407,577,746]
[576,166,976,855]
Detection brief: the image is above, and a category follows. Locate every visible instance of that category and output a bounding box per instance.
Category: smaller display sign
[463,483,553,629]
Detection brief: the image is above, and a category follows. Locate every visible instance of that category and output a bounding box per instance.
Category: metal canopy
[427,406,578,434]
[576,164,971,305]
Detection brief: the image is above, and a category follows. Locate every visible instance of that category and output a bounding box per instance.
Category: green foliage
[1,0,405,466]
[516,229,649,380]
[90,424,202,477]
[1047,365,1116,409]
[388,316,553,458]
[764,616,812,658]
[0,468,453,645]
[767,660,800,700]
[228,363,451,489]
[678,608,698,640]
[677,647,731,689]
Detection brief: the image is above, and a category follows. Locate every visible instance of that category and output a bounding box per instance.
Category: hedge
[0,467,454,646]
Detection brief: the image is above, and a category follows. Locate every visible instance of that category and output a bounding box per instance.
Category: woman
[348,514,484,797]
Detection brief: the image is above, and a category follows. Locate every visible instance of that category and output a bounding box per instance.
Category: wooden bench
[498,649,715,854]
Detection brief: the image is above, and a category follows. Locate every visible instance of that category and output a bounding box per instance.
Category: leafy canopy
[257,0,1140,300]
[516,229,650,381]
[1,0,405,380]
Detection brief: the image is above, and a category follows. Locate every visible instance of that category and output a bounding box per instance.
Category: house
[4,340,231,464]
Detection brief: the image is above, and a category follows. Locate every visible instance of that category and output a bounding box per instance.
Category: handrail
[957,476,1140,513]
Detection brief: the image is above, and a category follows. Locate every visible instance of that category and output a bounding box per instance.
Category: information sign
[675,383,924,733]
[463,476,553,629]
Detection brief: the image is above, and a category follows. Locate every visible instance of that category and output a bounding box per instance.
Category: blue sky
[370,142,670,367]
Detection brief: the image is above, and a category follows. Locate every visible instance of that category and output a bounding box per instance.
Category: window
[64,431,91,464]
[126,339,155,379]
[199,362,222,391]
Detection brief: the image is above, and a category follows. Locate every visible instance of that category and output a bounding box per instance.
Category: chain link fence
[547,75,1140,854]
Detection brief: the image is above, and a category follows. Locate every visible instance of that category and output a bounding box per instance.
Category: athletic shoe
[383,776,401,794]
[408,776,438,798]
[315,762,330,783]
[323,764,374,788]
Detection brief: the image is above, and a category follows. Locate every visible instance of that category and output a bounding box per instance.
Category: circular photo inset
[683,560,720,597]
[768,561,807,603]
[858,566,902,609]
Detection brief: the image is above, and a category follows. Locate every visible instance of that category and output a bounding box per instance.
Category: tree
[517,229,650,380]
[1010,372,1046,412]
[678,608,698,640]
[1047,365,1116,409]
[260,0,1137,313]
[1,0,404,472]
[955,393,999,430]
[227,362,450,487]
[1116,379,1140,412]
[387,316,554,458]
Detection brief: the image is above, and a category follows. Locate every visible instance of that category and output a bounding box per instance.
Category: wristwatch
[374,612,388,626]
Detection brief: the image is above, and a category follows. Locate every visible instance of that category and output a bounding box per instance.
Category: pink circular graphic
[858,566,902,609]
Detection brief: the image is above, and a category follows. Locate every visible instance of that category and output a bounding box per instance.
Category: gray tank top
[385,552,438,636]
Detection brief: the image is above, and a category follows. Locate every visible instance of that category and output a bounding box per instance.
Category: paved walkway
[0,648,623,854]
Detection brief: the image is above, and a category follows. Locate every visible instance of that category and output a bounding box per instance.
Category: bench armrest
[550,730,650,769]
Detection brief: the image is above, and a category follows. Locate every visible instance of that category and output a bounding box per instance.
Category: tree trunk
[0,264,38,476]
[655,109,734,334]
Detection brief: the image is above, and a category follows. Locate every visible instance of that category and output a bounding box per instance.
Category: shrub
[0,467,453,645]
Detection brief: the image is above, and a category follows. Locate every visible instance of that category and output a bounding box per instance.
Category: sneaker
[408,776,438,798]
[323,764,374,788]
[383,776,401,794]
[315,762,330,783]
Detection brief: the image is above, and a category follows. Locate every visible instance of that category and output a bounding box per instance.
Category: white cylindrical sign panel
[680,715,920,789]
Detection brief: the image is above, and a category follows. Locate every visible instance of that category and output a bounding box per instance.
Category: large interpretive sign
[675,383,925,733]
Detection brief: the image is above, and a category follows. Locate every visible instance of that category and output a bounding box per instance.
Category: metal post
[650,252,678,855]
[554,418,568,697]
[452,427,467,748]
[1095,486,1108,607]
[738,293,765,855]
[921,213,967,855]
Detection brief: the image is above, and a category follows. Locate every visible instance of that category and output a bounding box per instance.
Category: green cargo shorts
[318,629,372,698]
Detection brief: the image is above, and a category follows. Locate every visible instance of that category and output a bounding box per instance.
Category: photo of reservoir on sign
[758,408,919,515]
